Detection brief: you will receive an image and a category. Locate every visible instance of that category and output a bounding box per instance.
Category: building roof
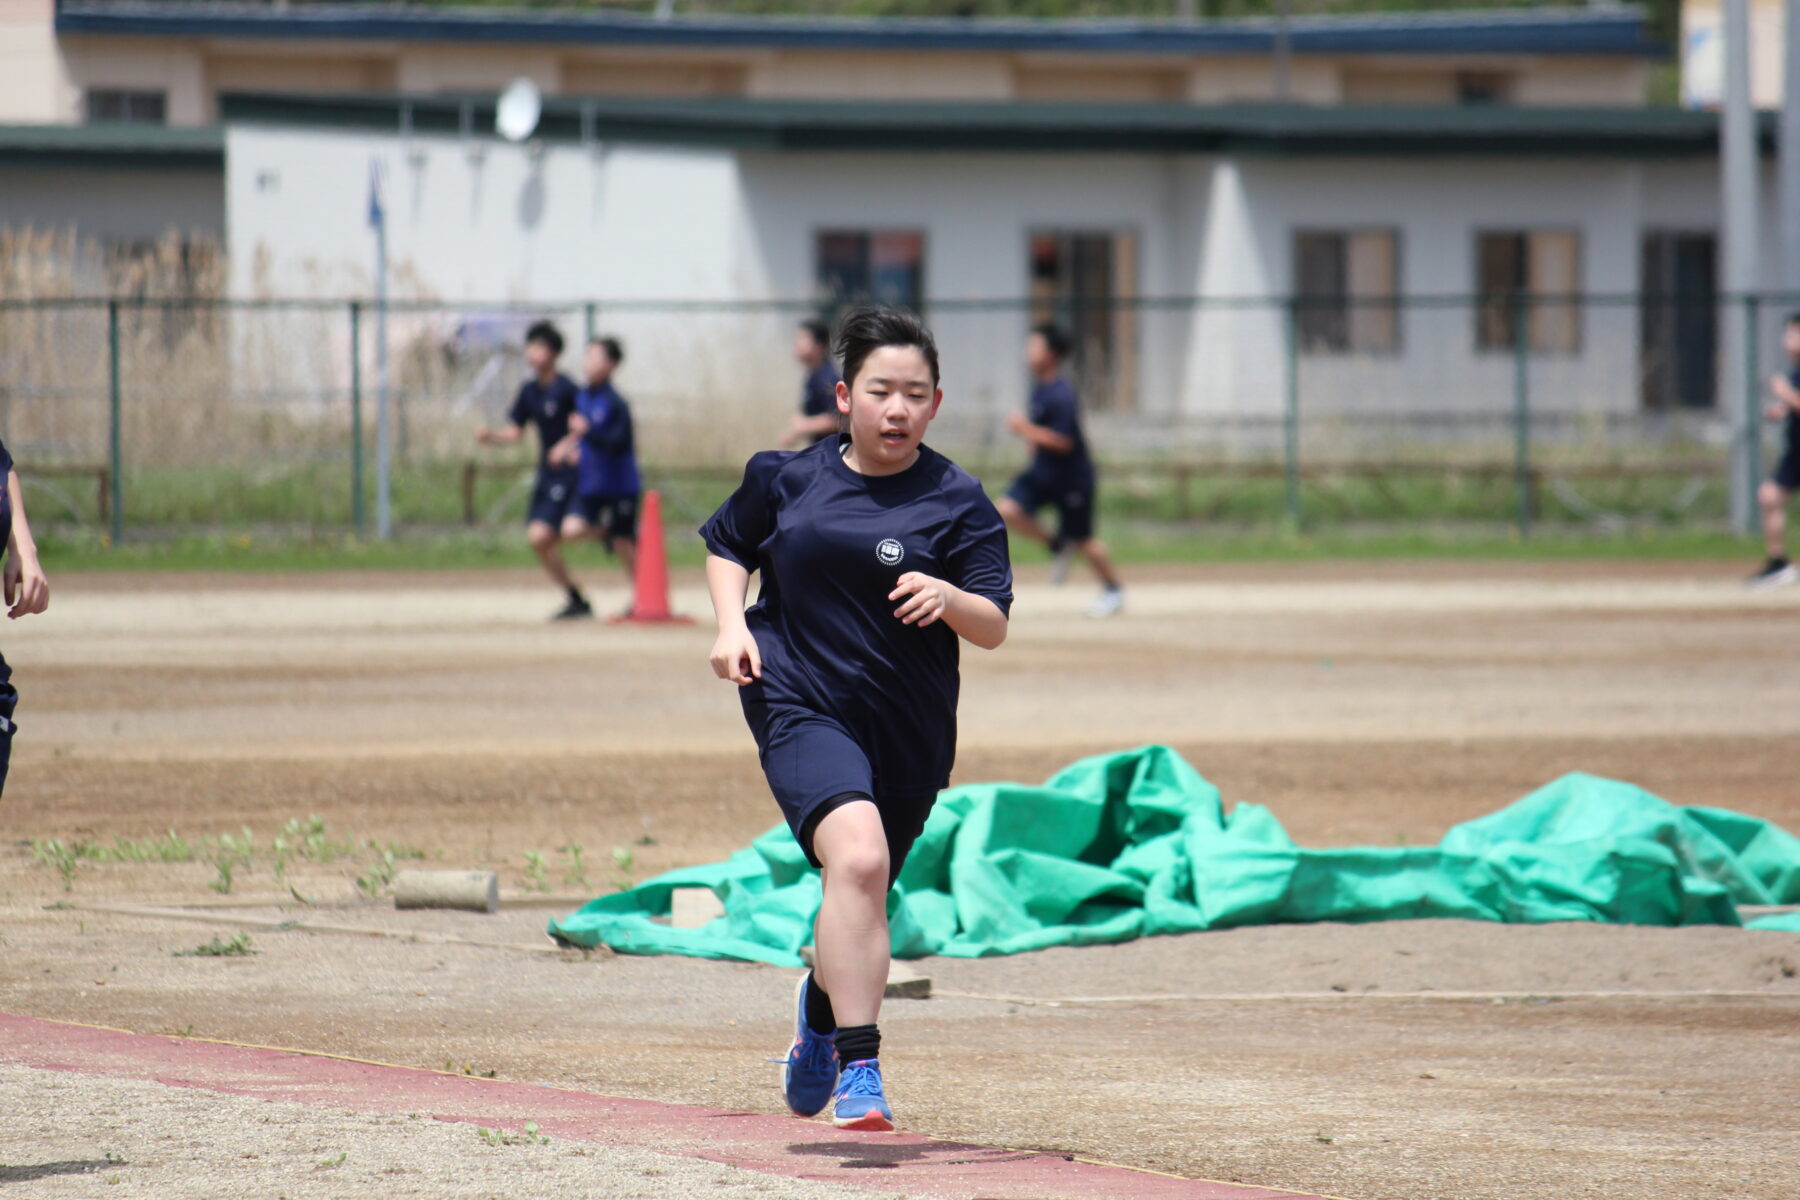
[220,93,1769,159]
[0,121,223,169]
[57,1,1663,58]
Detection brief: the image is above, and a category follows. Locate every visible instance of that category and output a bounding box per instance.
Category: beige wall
[0,0,72,123]
[1683,0,1784,108]
[8,26,1654,127]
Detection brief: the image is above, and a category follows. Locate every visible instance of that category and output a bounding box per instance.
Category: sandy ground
[2,562,1798,1200]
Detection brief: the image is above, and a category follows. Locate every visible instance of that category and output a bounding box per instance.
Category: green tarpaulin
[548,745,1800,965]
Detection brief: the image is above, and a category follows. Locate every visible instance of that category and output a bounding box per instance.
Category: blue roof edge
[55,2,1663,58]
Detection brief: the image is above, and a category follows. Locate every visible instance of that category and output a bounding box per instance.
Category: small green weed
[202,828,255,895]
[355,846,399,898]
[316,1152,347,1169]
[523,851,550,893]
[559,843,587,888]
[31,840,79,891]
[477,1121,547,1147]
[173,932,257,958]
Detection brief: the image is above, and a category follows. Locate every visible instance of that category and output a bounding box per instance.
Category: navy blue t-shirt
[1786,366,1800,451]
[508,374,578,475]
[574,382,640,499]
[0,439,12,555]
[1023,376,1092,486]
[700,438,1013,796]
[801,360,842,444]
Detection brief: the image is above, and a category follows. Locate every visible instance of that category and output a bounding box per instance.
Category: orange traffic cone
[611,489,693,625]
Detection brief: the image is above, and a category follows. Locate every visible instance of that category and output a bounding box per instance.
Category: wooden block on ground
[670,887,726,929]
[392,869,499,914]
[885,962,931,1000]
[796,947,930,999]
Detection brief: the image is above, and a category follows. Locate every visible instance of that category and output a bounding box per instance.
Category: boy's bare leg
[995,496,1054,548]
[809,801,890,1028]
[528,520,577,591]
[1078,538,1123,591]
[1759,482,1790,560]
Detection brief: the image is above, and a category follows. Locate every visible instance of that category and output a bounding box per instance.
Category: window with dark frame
[814,230,925,316]
[1028,229,1138,411]
[1293,229,1399,355]
[1476,230,1581,354]
[85,89,168,124]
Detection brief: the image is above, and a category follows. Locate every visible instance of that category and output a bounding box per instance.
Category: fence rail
[0,290,1788,543]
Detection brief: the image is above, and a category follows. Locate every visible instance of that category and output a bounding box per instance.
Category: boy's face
[1025,332,1055,374]
[524,338,555,375]
[585,342,614,386]
[837,345,941,470]
[793,329,823,367]
[1784,323,1800,361]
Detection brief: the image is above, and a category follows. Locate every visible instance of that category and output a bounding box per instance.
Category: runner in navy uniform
[555,336,640,598]
[0,438,50,796]
[781,318,843,447]
[997,322,1125,617]
[476,320,591,619]
[702,307,1012,1132]
[1752,311,1800,588]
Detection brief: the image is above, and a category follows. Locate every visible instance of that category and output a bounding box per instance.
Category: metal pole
[375,215,393,539]
[1724,0,1761,531]
[349,301,366,539]
[584,300,597,345]
[1781,0,1800,296]
[106,299,123,546]
[1283,297,1302,528]
[1513,289,1532,538]
[1745,294,1764,535]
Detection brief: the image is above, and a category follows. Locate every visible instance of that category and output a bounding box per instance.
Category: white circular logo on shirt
[876,538,905,566]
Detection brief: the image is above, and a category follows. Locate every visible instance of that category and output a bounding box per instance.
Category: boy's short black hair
[1786,311,1800,330]
[591,335,624,366]
[834,306,940,389]
[1031,322,1073,362]
[525,320,564,357]
[799,317,831,348]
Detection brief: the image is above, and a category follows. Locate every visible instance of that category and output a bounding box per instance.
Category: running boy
[996,322,1125,617]
[476,320,591,619]
[0,437,51,796]
[1751,311,1800,588]
[780,317,842,447]
[701,307,1011,1132]
[553,336,639,592]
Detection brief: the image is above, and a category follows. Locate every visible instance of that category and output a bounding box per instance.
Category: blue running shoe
[831,1058,893,1131]
[782,972,838,1117]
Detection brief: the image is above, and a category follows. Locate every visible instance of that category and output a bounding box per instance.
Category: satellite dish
[496,77,542,143]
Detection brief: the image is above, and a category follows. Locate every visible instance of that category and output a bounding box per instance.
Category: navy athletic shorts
[1773,445,1800,491]
[1005,470,1095,544]
[0,653,17,799]
[570,491,639,544]
[743,701,936,886]
[527,468,579,528]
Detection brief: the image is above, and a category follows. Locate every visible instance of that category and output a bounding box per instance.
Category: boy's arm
[547,412,587,466]
[706,554,762,685]
[1771,373,1800,412]
[781,412,839,446]
[5,469,49,619]
[1005,413,1076,455]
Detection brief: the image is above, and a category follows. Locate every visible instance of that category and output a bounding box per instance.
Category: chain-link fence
[0,291,1786,542]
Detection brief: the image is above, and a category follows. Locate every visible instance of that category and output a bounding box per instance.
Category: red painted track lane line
[0,1012,1333,1200]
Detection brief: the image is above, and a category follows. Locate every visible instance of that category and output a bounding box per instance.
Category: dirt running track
[1,561,1797,1200]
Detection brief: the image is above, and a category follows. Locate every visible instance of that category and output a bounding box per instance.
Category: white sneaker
[1747,560,1799,590]
[1048,545,1076,586]
[1087,587,1124,618]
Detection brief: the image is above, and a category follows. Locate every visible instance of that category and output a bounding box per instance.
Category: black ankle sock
[834,1023,880,1065]
[803,972,836,1035]
[567,586,586,604]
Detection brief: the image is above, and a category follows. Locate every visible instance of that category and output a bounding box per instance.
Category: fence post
[1512,289,1531,538]
[349,301,366,539]
[583,300,597,345]
[106,298,123,546]
[1283,297,1302,528]
[1743,293,1762,535]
